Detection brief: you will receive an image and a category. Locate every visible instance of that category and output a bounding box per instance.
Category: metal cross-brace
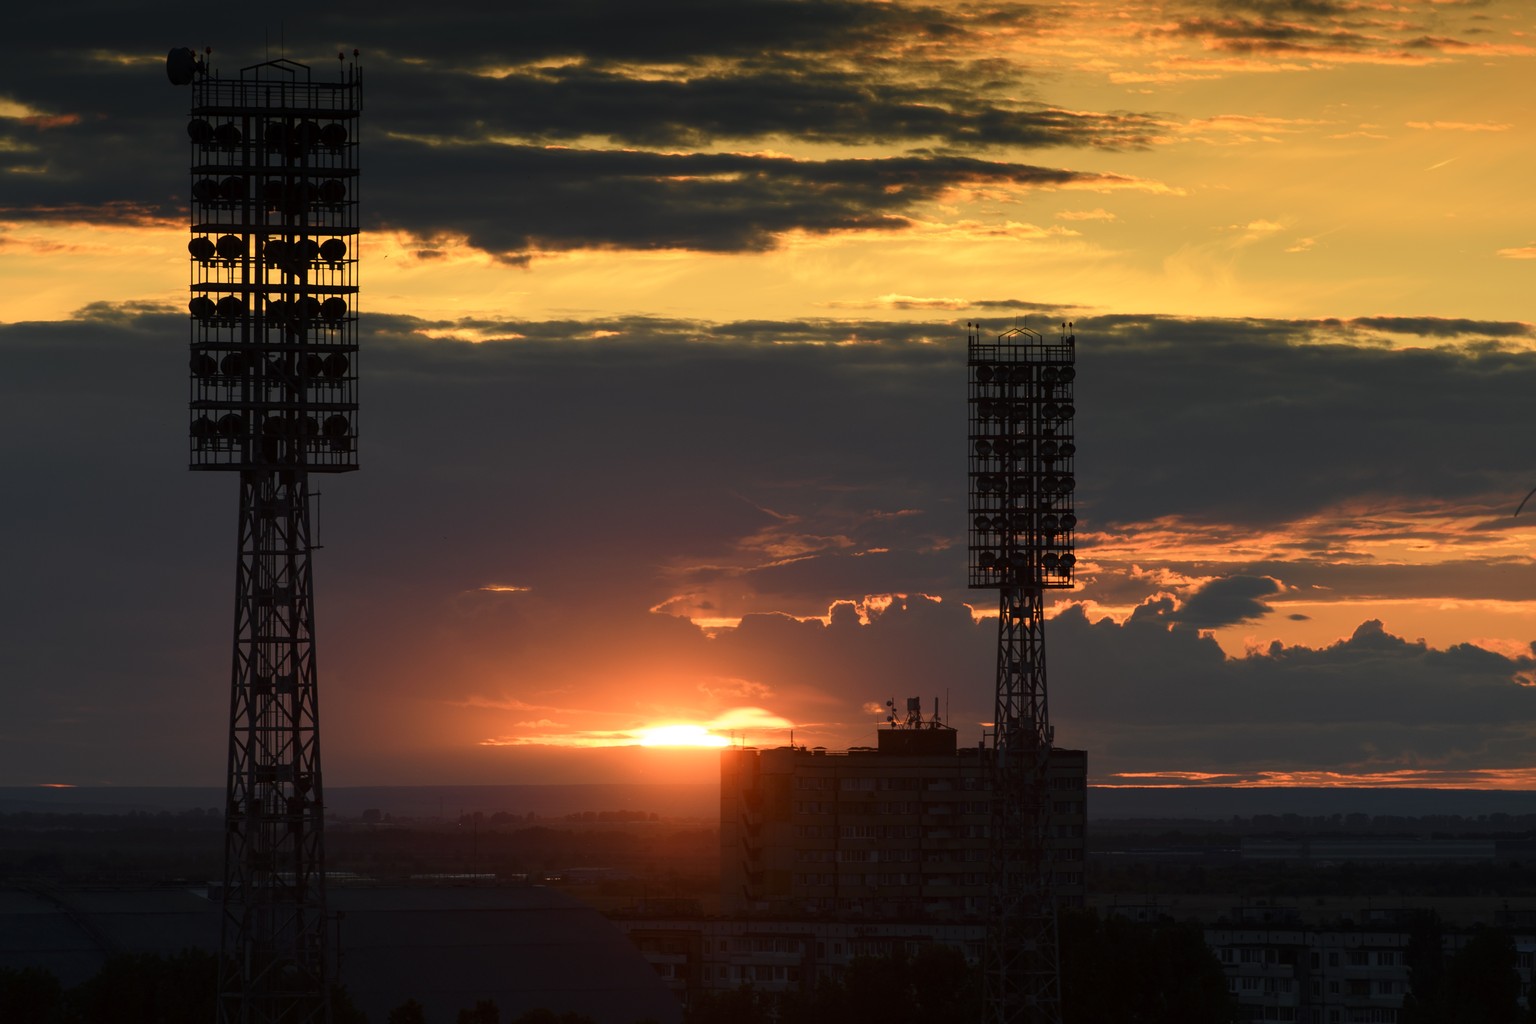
[220,467,329,1024]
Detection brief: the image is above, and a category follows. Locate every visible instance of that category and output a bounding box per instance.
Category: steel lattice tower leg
[219,467,329,1024]
[967,323,1076,1024]
[984,586,1060,1024]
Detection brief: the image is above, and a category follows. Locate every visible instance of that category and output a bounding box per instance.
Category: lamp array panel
[968,332,1076,589]
[186,65,360,472]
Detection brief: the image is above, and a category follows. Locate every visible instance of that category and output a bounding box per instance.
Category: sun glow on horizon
[637,724,731,748]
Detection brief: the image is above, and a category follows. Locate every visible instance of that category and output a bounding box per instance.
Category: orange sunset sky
[2,0,1535,789]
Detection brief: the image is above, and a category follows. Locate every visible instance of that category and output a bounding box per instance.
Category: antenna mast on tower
[967,321,1077,1024]
[170,45,362,1024]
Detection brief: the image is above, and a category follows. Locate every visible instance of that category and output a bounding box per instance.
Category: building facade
[719,722,1087,920]
[1200,909,1536,1024]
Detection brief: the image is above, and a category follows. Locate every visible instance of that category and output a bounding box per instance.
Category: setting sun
[637,725,731,748]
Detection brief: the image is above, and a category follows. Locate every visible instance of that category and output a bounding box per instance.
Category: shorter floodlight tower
[968,322,1076,1024]
[171,44,361,1024]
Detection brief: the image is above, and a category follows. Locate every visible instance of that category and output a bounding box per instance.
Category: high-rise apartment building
[720,709,1086,920]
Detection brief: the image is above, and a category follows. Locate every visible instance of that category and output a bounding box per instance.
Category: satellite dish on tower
[166,48,202,86]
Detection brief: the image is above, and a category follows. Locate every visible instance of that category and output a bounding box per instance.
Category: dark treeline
[1400,916,1536,1024]
[2,915,1235,1024]
[685,915,1237,1024]
[0,952,654,1024]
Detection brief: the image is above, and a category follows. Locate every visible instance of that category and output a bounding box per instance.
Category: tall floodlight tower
[968,323,1076,1024]
[168,46,361,1024]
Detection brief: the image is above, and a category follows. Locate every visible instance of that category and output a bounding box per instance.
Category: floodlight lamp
[189,296,215,319]
[976,364,996,383]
